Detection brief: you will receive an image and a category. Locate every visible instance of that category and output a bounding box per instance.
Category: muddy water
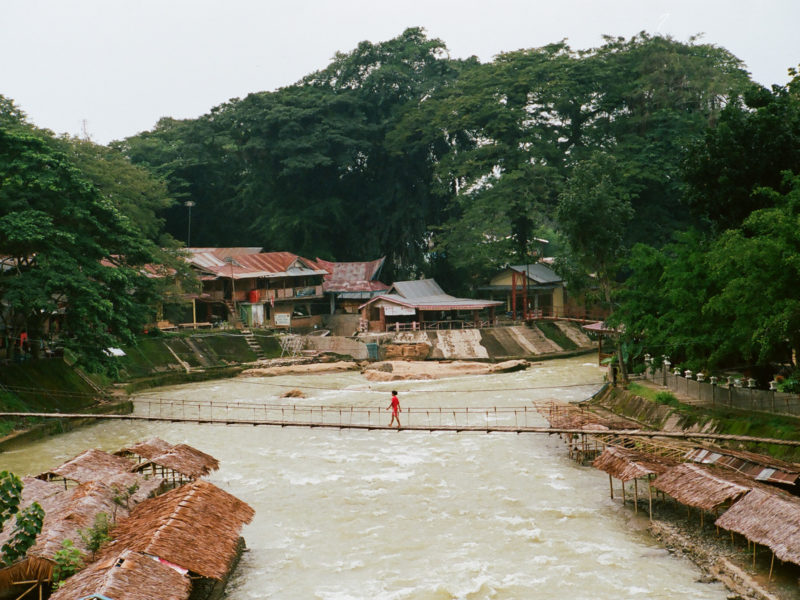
[1,357,728,599]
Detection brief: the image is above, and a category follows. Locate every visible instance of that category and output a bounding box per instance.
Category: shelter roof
[39,449,137,483]
[49,549,192,600]
[128,443,220,480]
[315,257,390,294]
[582,321,621,335]
[27,481,129,560]
[593,446,677,482]
[653,463,751,511]
[508,263,563,284]
[359,278,503,311]
[685,446,800,486]
[186,247,263,257]
[186,251,326,280]
[103,480,254,580]
[714,487,800,566]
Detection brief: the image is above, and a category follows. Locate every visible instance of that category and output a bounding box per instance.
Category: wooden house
[315,257,390,314]
[480,263,566,319]
[358,279,502,332]
[184,248,328,328]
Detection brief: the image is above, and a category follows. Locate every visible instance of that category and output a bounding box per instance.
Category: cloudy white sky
[2,0,797,145]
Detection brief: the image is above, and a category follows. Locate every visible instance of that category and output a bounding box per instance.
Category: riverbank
[573,383,800,599]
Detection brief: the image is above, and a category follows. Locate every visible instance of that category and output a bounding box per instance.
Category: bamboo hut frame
[593,446,676,519]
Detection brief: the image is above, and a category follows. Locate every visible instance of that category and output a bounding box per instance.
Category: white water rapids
[1,357,729,599]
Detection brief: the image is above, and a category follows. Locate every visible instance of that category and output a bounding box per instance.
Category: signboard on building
[384,304,416,316]
[275,313,291,326]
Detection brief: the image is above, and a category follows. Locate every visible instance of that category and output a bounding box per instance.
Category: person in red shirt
[387,390,401,428]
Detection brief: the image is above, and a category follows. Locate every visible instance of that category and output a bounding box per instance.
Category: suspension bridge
[2,398,800,446]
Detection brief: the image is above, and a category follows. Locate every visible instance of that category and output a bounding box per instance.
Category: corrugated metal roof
[316,257,390,293]
[510,263,563,284]
[186,247,262,256]
[684,447,800,486]
[186,251,327,280]
[392,279,447,299]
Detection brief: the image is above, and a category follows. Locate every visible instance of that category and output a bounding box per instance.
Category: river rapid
[1,356,729,599]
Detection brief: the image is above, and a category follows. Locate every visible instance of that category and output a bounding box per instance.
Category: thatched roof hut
[102,479,254,580]
[38,448,136,484]
[49,549,192,600]
[118,438,220,480]
[593,446,676,482]
[715,487,800,566]
[653,463,751,511]
[37,448,165,502]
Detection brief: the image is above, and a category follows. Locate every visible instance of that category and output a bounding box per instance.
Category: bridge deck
[1,411,799,446]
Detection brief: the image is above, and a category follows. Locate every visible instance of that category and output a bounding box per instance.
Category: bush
[654,391,680,407]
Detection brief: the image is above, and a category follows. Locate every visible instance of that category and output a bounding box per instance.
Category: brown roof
[118,437,174,460]
[593,446,676,482]
[50,549,192,600]
[119,438,220,479]
[653,463,751,511]
[28,481,126,561]
[715,487,800,566]
[315,257,390,293]
[38,448,165,504]
[40,448,136,483]
[103,480,254,580]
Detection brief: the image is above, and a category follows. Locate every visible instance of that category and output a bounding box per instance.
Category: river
[1,356,728,599]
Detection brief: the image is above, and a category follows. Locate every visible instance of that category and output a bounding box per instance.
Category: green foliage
[654,391,680,407]
[1,501,44,565]
[534,322,578,351]
[52,539,84,587]
[0,471,23,529]
[0,128,161,372]
[79,512,111,558]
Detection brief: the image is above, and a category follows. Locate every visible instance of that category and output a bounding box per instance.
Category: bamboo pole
[648,477,653,520]
[609,474,614,499]
[634,479,639,514]
[768,551,775,583]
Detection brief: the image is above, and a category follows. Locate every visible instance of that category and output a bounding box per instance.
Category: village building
[479,263,566,319]
[184,247,328,329]
[358,279,503,333]
[314,257,390,314]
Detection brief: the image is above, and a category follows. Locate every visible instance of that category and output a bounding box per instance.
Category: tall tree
[0,128,159,371]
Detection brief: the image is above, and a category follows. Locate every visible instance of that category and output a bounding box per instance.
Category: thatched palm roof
[593,446,676,481]
[39,448,136,483]
[653,463,751,511]
[715,488,800,566]
[49,549,192,600]
[102,480,254,580]
[119,438,220,479]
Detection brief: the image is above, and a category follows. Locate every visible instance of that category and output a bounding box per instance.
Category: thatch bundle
[102,479,254,580]
[0,556,53,594]
[653,463,751,511]
[49,549,192,600]
[593,446,675,482]
[715,488,800,566]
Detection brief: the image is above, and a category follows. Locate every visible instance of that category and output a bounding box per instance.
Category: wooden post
[621,480,626,505]
[511,270,517,318]
[609,474,614,499]
[753,542,757,568]
[768,551,775,583]
[633,479,638,514]
[648,476,653,520]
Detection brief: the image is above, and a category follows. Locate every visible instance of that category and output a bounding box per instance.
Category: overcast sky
[2,0,797,145]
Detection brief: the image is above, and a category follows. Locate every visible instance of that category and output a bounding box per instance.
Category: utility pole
[185,201,195,247]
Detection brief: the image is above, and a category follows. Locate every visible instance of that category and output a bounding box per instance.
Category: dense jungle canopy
[2,28,800,376]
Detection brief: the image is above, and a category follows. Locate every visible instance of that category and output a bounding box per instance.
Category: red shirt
[390,396,400,412]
